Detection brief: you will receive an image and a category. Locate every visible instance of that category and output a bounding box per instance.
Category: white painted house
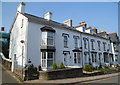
[9,2,119,71]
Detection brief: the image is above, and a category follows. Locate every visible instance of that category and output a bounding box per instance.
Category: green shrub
[59,62,65,69]
[99,68,111,72]
[52,62,57,70]
[83,65,93,72]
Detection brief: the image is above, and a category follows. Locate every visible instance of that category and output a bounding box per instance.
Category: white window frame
[74,37,78,48]
[98,41,101,51]
[74,52,81,64]
[64,35,68,48]
[84,39,87,49]
[47,32,54,46]
[41,52,54,68]
[41,32,54,46]
[92,53,97,63]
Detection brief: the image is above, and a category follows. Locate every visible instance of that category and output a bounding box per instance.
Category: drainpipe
[80,33,84,67]
[87,37,91,65]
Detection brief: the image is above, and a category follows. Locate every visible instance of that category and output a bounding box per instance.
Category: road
[80,75,120,85]
[0,56,21,85]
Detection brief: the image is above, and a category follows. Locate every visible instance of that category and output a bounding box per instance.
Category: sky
[1,2,118,34]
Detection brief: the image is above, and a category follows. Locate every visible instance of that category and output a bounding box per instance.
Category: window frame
[74,37,79,48]
[63,35,68,48]
[97,41,101,51]
[41,32,54,46]
[47,32,54,46]
[83,39,87,49]
[74,52,81,64]
[41,52,54,68]
[91,39,95,50]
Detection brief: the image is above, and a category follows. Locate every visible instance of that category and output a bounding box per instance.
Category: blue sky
[2,2,118,34]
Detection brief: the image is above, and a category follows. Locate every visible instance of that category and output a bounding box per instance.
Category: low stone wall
[2,59,12,70]
[39,68,83,80]
[13,68,25,80]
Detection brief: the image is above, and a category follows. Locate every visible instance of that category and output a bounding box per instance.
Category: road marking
[0,64,22,83]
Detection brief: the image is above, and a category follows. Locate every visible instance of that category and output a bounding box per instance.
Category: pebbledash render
[9,2,120,71]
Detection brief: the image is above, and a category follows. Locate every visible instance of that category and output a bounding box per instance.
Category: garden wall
[39,68,83,80]
[2,59,12,70]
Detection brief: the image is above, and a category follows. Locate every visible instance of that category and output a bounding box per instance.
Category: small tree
[52,62,57,70]
[59,62,65,69]
[83,65,93,72]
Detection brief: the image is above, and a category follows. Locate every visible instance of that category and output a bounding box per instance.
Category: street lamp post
[20,40,24,80]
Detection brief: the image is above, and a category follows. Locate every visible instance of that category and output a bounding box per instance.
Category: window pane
[92,54,94,62]
[42,60,46,67]
[47,60,53,67]
[47,32,54,46]
[77,53,80,63]
[42,32,47,45]
[47,38,53,45]
[42,52,46,59]
[64,36,68,47]
[48,52,53,59]
[74,53,77,64]
[47,52,54,67]
[48,32,53,38]
[74,38,78,48]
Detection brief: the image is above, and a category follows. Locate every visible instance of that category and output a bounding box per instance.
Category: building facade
[9,3,120,71]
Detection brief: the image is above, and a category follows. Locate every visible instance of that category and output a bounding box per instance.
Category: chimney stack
[99,29,106,33]
[1,27,5,31]
[44,12,52,20]
[17,2,26,13]
[79,21,87,28]
[63,19,72,27]
[92,27,97,34]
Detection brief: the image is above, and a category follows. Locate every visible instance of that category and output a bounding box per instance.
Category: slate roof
[108,32,119,42]
[10,12,112,40]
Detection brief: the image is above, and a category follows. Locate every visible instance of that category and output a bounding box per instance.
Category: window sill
[64,46,68,48]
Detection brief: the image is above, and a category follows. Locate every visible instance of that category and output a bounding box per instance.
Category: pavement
[0,63,22,84]
[24,72,120,84]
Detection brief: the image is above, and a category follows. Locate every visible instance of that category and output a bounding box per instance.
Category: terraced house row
[9,2,120,71]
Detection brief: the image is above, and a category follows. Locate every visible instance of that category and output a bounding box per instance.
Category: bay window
[41,32,54,46]
[41,52,54,68]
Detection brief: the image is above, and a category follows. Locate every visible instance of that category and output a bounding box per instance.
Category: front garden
[83,65,120,76]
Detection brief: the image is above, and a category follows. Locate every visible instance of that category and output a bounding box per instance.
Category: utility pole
[20,40,24,80]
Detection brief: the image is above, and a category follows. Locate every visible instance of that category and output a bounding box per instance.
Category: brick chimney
[63,19,72,27]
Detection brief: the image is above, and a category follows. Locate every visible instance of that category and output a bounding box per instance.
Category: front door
[64,53,69,66]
